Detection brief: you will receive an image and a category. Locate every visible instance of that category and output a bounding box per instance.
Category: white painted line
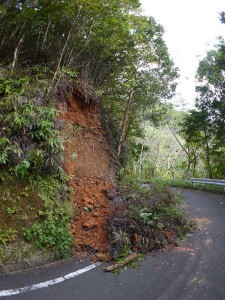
[0,262,102,298]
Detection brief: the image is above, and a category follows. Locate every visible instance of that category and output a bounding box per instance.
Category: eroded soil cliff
[59,96,114,260]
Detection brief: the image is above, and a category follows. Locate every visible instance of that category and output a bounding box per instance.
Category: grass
[142,177,225,194]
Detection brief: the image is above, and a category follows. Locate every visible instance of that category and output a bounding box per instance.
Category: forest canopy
[0,0,178,173]
[1,1,224,181]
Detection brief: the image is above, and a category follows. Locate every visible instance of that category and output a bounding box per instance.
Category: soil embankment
[59,96,114,260]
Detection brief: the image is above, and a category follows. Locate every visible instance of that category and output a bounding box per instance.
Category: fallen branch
[104,253,139,272]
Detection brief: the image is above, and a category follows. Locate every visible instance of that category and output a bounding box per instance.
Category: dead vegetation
[104,253,139,272]
[73,78,99,106]
[107,186,194,259]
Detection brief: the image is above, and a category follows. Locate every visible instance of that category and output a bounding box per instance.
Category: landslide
[59,96,115,260]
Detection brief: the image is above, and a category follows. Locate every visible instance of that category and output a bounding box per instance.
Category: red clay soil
[59,96,115,261]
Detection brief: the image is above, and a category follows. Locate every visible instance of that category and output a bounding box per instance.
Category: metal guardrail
[190,178,225,190]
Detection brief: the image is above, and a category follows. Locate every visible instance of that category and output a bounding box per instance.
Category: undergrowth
[0,172,73,267]
[0,67,74,270]
[23,175,72,259]
[144,177,225,194]
[0,68,64,175]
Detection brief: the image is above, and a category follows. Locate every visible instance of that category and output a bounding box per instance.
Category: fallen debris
[104,253,139,272]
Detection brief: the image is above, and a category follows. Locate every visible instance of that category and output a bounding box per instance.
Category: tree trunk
[193,151,197,177]
[117,90,134,158]
[138,112,146,179]
[0,35,5,51]
[41,16,51,51]
[47,7,82,95]
[11,34,24,73]
[9,26,19,40]
[47,27,73,95]
[187,159,191,178]
[169,126,191,178]
[153,160,157,178]
[205,147,212,179]
[204,128,212,179]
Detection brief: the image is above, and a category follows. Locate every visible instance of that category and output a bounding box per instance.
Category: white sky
[140,0,225,108]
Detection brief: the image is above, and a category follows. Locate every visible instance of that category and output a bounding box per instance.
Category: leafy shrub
[0,68,73,265]
[14,161,31,178]
[22,175,72,259]
[0,71,64,177]
[23,209,72,259]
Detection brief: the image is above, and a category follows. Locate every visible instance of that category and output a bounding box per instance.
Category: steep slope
[59,96,114,260]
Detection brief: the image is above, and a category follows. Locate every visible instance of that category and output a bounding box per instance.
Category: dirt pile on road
[59,96,114,261]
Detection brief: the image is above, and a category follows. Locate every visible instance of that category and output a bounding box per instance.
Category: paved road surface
[1,189,225,300]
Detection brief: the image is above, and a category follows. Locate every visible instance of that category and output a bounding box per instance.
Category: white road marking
[0,262,101,297]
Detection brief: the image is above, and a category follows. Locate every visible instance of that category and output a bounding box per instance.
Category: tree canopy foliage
[0,0,180,182]
[180,16,225,179]
[0,0,177,87]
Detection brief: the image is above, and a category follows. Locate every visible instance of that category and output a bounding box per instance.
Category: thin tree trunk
[9,26,19,40]
[41,16,51,51]
[193,151,197,177]
[47,27,73,95]
[138,112,146,179]
[187,160,191,176]
[153,160,157,178]
[11,34,24,73]
[47,7,82,95]
[169,126,192,178]
[0,35,5,51]
[153,144,160,178]
[204,128,212,179]
[117,90,134,158]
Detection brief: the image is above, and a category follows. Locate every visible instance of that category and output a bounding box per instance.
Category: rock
[83,197,93,205]
[93,252,111,262]
[93,211,100,217]
[82,220,97,230]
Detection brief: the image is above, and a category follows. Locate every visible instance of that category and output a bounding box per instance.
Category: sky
[140,0,225,108]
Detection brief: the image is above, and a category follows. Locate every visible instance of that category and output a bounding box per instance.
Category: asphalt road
[1,189,225,300]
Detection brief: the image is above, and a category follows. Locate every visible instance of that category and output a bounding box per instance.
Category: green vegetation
[22,176,72,259]
[144,178,225,194]
[0,172,72,266]
[119,31,225,183]
[23,207,72,259]
[111,15,225,185]
[179,38,225,180]
[0,70,64,176]
[0,67,72,267]
[3,0,220,269]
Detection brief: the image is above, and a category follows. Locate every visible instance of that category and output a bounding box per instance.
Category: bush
[22,175,72,258]
[0,70,64,177]
[0,68,73,265]
[23,209,72,259]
